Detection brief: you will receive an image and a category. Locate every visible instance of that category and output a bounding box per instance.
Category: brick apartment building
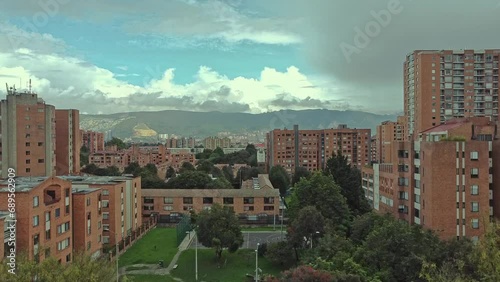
[71,187,102,258]
[364,118,496,240]
[81,130,105,153]
[404,49,500,139]
[202,136,231,150]
[142,174,280,224]
[0,177,73,264]
[55,109,81,175]
[375,116,406,163]
[59,176,141,247]
[165,137,196,148]
[0,89,56,178]
[266,124,371,174]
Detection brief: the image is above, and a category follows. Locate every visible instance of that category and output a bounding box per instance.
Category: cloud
[0,44,371,114]
[1,0,302,45]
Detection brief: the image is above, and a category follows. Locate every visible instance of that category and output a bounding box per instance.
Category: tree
[269,165,290,196]
[179,162,195,173]
[0,251,116,281]
[210,166,224,178]
[212,147,225,157]
[82,163,98,174]
[106,166,121,176]
[292,166,311,186]
[472,220,500,281]
[206,177,233,189]
[221,165,234,183]
[143,163,158,175]
[80,145,90,166]
[325,151,371,216]
[124,162,142,177]
[196,159,215,174]
[288,172,351,233]
[165,171,213,188]
[280,265,334,282]
[195,204,243,260]
[265,241,296,268]
[166,166,176,179]
[288,206,326,251]
[105,137,128,150]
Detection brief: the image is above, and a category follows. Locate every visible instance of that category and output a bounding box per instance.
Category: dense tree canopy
[165,166,176,179]
[105,137,128,150]
[291,166,311,186]
[165,170,213,189]
[269,165,290,196]
[325,151,371,216]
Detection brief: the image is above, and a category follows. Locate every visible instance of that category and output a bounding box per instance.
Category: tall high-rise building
[375,116,406,163]
[0,88,56,177]
[404,50,500,139]
[81,130,105,153]
[267,124,371,174]
[55,110,81,175]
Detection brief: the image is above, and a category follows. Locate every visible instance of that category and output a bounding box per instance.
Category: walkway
[119,230,196,281]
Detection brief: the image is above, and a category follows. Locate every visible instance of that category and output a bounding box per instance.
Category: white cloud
[0,45,377,114]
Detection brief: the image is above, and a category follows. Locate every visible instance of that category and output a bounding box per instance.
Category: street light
[255,243,260,282]
[195,227,198,281]
[310,231,320,249]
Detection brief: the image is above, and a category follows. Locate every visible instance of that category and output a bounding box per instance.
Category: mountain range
[80,109,398,139]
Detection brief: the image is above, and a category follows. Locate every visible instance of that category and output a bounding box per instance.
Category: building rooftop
[142,187,279,198]
[0,175,136,192]
[72,187,101,194]
[241,174,274,190]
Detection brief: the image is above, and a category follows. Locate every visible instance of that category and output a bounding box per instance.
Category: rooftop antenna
[5,83,8,94]
[29,79,32,93]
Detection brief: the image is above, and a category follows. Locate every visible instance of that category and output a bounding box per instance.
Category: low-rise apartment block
[142,174,279,224]
[71,187,102,258]
[0,177,73,264]
[81,130,105,153]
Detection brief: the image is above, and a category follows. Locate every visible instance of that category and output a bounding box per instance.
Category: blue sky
[1,0,499,115]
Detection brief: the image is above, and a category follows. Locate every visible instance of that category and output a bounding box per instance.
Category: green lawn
[125,274,177,282]
[119,228,178,267]
[171,249,286,282]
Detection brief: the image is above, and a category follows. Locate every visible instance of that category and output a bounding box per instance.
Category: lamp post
[310,231,320,249]
[255,243,260,282]
[195,229,198,281]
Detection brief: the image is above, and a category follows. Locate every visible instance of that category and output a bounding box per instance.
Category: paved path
[119,230,196,281]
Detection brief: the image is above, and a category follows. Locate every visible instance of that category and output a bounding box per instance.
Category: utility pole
[116,236,119,282]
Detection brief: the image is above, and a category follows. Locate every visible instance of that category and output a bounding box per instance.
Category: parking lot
[188,231,286,249]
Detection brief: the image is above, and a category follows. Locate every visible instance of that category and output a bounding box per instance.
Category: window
[57,238,70,251]
[26,142,30,147]
[26,168,31,173]
[202,197,213,204]
[471,185,479,195]
[26,159,30,164]
[471,151,479,160]
[144,197,154,204]
[244,197,254,204]
[86,198,91,206]
[33,215,39,227]
[163,205,173,211]
[103,213,109,220]
[57,222,70,234]
[183,197,193,204]
[38,142,43,146]
[163,197,173,204]
[244,206,254,211]
[87,242,91,251]
[472,219,479,229]
[102,200,109,208]
[26,151,30,155]
[471,202,479,212]
[102,189,109,196]
[264,197,275,204]
[471,168,479,178]
[55,208,60,218]
[33,196,39,207]
[103,236,109,244]
[264,206,274,211]
[223,197,234,204]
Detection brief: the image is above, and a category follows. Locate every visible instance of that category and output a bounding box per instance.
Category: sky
[0,0,500,115]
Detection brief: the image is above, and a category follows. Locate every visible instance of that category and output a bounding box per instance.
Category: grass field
[125,274,177,282]
[119,228,178,267]
[171,249,285,282]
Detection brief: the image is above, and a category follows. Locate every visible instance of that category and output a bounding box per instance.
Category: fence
[107,216,157,261]
[176,214,193,246]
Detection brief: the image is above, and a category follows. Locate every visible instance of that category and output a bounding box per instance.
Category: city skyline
[1,1,499,115]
